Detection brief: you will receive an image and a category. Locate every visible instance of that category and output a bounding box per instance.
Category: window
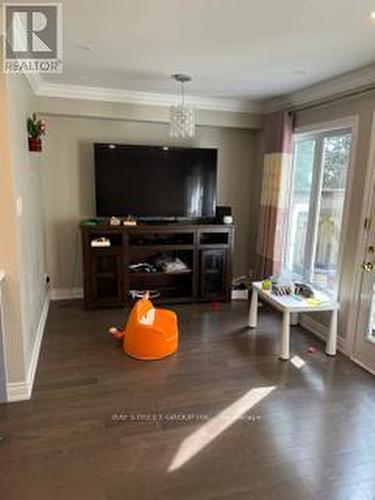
[284,127,352,295]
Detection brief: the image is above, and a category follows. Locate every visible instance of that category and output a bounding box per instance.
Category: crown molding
[263,64,375,113]
[30,77,261,114]
[25,63,375,116]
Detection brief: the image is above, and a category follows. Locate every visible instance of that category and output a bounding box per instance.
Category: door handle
[362,261,375,272]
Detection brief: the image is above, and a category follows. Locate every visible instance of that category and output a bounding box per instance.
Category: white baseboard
[300,315,375,374]
[26,295,50,394]
[6,382,29,402]
[50,287,83,301]
[299,313,347,355]
[349,357,375,376]
[6,294,49,402]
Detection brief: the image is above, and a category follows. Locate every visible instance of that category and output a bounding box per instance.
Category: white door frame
[292,116,359,296]
[345,110,375,373]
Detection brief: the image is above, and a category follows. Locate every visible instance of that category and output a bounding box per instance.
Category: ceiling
[9,0,375,102]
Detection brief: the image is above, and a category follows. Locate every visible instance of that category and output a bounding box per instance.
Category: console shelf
[81,223,235,308]
[129,244,195,251]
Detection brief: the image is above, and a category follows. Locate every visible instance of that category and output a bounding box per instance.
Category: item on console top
[90,237,111,248]
[109,216,121,226]
[123,215,137,227]
[81,218,99,226]
[216,205,232,224]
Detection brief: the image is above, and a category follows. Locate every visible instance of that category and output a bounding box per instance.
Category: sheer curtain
[255,111,294,278]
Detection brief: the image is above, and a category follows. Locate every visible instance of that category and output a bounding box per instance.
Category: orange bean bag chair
[109,296,178,360]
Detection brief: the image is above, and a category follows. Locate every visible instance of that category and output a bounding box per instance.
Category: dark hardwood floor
[0,300,374,500]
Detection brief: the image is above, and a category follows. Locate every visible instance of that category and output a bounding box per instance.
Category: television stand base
[80,222,235,308]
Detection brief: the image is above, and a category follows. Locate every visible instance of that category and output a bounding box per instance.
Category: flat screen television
[94,143,217,219]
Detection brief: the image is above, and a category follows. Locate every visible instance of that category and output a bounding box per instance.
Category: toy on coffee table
[294,282,314,298]
[262,276,315,298]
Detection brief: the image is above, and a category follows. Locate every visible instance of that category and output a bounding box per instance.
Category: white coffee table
[248,281,339,360]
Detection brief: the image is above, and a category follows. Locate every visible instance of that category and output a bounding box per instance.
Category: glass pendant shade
[169,74,195,138]
[170,104,195,138]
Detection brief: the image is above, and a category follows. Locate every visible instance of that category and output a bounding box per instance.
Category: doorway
[351,193,375,374]
[347,114,375,375]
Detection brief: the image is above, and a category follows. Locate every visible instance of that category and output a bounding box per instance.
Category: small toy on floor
[307,346,318,355]
[109,326,123,340]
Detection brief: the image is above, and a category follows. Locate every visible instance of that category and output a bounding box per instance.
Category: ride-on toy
[109,293,178,360]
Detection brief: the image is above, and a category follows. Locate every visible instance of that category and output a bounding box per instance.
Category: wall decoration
[27,113,46,152]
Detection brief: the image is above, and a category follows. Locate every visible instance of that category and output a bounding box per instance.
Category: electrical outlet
[16,197,22,217]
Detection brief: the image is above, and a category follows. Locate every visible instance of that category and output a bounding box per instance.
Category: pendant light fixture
[170,73,195,138]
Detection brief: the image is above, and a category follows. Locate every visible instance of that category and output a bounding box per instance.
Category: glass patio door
[352,195,375,373]
[284,128,352,296]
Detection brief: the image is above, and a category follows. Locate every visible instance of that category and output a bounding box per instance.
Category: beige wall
[39,113,261,292]
[0,72,26,384]
[0,70,48,388]
[7,75,48,371]
[295,91,375,339]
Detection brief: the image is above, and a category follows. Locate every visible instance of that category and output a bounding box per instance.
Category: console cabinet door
[90,251,124,306]
[199,249,227,299]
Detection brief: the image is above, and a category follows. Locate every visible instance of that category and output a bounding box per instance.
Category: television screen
[94,144,217,219]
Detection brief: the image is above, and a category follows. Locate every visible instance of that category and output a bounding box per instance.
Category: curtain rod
[288,84,375,114]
